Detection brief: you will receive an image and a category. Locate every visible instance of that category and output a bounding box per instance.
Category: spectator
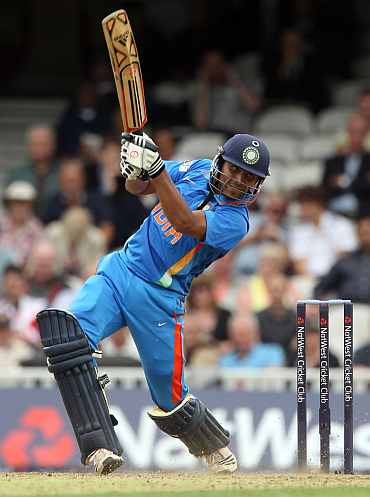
[287,321,339,367]
[263,29,328,111]
[0,311,34,368]
[336,89,370,153]
[236,242,296,313]
[288,187,357,278]
[192,50,261,134]
[0,265,45,346]
[46,207,106,277]
[232,191,290,275]
[25,240,80,309]
[187,272,231,342]
[256,273,297,355]
[184,313,220,367]
[208,251,239,311]
[322,113,370,216]
[5,124,59,218]
[314,215,370,303]
[57,81,110,156]
[219,314,285,368]
[42,158,114,244]
[0,182,44,266]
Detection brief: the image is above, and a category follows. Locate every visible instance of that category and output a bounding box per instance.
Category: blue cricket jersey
[119,159,250,296]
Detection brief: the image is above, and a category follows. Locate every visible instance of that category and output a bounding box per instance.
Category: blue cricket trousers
[69,251,188,411]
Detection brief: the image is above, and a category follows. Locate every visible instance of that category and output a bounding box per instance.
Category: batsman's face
[221,162,259,199]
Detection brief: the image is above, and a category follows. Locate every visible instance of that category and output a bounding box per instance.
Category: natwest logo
[0,406,76,468]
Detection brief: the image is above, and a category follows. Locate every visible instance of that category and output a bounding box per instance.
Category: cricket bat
[102,9,147,132]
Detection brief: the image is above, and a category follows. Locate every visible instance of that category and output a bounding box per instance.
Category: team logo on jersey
[242,146,260,165]
[179,160,193,172]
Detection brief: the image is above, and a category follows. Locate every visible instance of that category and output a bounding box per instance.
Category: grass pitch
[1,472,370,497]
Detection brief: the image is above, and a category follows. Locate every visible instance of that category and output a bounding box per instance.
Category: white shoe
[86,448,123,475]
[204,446,238,473]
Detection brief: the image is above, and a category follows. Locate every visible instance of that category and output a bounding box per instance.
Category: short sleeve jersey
[119,159,249,295]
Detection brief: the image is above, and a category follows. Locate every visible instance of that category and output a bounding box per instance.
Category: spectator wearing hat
[0,181,44,266]
[0,310,34,368]
[5,124,60,218]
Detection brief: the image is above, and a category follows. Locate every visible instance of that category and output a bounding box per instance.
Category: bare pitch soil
[1,472,370,497]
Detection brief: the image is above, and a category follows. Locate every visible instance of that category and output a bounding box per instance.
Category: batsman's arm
[126,172,206,239]
[150,170,206,240]
[125,178,155,195]
[122,133,206,239]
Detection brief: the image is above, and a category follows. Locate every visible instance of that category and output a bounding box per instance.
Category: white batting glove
[120,160,143,181]
[120,132,165,179]
[120,136,145,180]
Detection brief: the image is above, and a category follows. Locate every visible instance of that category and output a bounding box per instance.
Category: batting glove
[120,132,165,179]
[120,159,147,181]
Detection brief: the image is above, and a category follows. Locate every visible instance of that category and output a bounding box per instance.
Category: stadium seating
[299,135,337,161]
[316,107,353,134]
[0,99,65,173]
[332,80,364,106]
[254,105,314,137]
[279,160,323,191]
[173,132,227,160]
[259,134,298,163]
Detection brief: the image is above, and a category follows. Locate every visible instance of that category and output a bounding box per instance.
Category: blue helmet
[209,134,270,202]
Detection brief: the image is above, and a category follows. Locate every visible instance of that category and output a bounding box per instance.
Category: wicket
[296,299,354,474]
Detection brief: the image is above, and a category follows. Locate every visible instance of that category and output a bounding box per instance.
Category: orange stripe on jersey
[172,314,183,405]
[168,242,204,275]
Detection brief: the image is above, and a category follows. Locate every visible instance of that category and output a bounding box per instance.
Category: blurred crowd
[2,1,370,375]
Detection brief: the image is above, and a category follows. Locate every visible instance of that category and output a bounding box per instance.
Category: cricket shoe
[204,446,238,473]
[86,448,123,475]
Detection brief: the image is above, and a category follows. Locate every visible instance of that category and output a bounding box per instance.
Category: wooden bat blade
[102,9,147,132]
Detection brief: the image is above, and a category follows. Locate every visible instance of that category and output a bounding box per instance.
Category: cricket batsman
[36,132,270,474]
